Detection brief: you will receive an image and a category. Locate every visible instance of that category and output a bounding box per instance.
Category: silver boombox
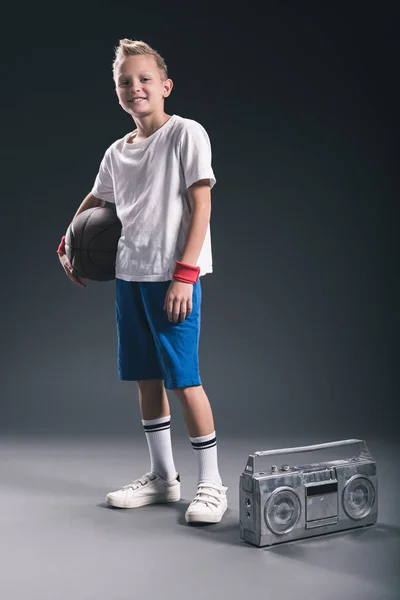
[239,438,378,547]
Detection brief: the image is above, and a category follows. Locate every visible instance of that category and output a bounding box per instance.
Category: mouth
[128,98,147,104]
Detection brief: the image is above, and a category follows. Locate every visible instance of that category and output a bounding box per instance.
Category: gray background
[1,2,399,599]
[2,4,398,440]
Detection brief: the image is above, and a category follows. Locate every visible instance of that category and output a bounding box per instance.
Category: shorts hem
[164,379,202,390]
[118,374,164,382]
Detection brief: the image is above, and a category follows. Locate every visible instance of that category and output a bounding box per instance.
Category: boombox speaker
[239,438,378,547]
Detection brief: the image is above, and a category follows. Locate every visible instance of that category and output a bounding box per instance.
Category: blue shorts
[115,278,202,389]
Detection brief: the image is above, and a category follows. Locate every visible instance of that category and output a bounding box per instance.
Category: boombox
[239,439,378,547]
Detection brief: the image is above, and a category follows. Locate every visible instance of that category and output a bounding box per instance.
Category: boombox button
[281,464,290,471]
[271,465,278,473]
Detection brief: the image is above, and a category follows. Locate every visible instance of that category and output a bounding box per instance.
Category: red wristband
[172,260,200,284]
[57,235,66,255]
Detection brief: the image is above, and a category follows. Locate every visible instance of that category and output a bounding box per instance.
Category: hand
[58,253,89,289]
[163,280,193,323]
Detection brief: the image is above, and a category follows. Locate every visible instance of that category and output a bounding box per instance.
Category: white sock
[189,431,223,486]
[142,415,177,482]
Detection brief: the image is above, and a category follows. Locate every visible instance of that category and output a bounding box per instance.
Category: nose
[129,87,143,98]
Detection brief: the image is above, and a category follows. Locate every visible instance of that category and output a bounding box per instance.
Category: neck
[133,112,171,139]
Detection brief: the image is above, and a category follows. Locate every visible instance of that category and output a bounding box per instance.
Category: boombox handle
[244,438,372,473]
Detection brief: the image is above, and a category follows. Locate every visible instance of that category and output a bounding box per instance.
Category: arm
[57,193,105,255]
[179,179,211,266]
[165,179,211,317]
[72,192,105,220]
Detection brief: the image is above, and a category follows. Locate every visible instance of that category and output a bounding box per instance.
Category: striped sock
[189,430,223,486]
[142,415,177,482]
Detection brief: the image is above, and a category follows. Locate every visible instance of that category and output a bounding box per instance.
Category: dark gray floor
[1,434,399,600]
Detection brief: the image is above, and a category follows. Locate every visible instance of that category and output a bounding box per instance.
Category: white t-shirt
[90,114,216,282]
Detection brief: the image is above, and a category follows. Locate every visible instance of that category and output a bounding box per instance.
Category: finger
[173,300,184,323]
[167,300,174,321]
[172,299,179,322]
[73,272,86,287]
[71,275,85,288]
[179,300,187,322]
[64,266,73,280]
[64,266,86,288]
[72,269,88,285]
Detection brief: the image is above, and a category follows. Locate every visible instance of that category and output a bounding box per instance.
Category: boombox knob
[271,465,278,473]
[281,464,290,471]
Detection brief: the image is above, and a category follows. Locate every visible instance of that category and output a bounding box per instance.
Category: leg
[137,379,177,482]
[172,385,227,524]
[172,384,222,487]
[172,385,214,437]
[137,378,170,420]
[105,378,180,508]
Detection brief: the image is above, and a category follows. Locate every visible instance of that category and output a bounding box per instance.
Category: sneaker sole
[185,503,228,524]
[106,488,181,509]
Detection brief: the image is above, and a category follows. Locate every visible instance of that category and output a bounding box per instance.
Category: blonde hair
[112,39,168,81]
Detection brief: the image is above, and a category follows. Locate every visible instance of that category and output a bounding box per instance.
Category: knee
[171,385,202,401]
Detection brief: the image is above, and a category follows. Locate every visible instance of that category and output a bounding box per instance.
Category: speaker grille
[265,487,301,535]
[343,475,375,520]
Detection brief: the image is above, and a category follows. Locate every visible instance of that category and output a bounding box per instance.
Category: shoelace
[123,471,155,491]
[191,484,224,508]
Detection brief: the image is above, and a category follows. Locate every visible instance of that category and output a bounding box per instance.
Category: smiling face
[114,54,172,116]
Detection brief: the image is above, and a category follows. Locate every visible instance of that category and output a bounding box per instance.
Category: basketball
[65,206,122,281]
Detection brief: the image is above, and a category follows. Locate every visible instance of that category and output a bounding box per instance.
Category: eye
[119,77,149,86]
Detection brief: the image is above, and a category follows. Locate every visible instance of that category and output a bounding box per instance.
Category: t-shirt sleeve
[179,122,216,190]
[90,148,115,203]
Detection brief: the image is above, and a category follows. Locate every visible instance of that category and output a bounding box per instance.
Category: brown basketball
[65,206,122,281]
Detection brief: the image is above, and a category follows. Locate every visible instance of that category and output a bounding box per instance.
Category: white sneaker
[185,481,228,524]
[106,471,181,508]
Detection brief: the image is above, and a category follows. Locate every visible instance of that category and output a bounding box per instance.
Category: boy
[57,39,227,524]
